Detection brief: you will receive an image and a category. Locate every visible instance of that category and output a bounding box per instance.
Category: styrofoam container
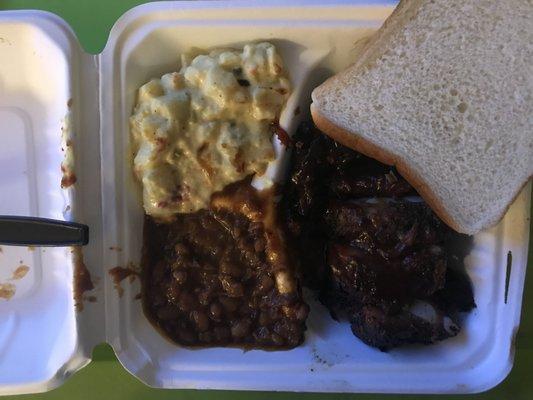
[0,0,530,395]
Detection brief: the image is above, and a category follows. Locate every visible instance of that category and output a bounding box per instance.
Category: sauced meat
[326,242,447,305]
[329,173,414,198]
[324,201,447,258]
[142,180,308,349]
[282,121,475,350]
[350,305,458,350]
[283,123,417,288]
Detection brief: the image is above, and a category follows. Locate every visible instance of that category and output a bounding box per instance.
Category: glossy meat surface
[283,122,475,350]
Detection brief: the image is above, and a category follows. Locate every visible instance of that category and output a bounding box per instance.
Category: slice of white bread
[311,0,533,234]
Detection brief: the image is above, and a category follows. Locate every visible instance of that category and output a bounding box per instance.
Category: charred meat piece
[142,181,308,349]
[324,241,466,350]
[432,267,476,314]
[329,168,415,198]
[324,200,447,258]
[326,242,447,305]
[285,123,328,220]
[282,121,475,350]
[283,123,417,287]
[282,124,330,287]
[351,305,459,351]
[285,123,414,212]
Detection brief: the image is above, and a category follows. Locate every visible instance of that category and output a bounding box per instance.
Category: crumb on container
[11,265,29,280]
[60,112,76,188]
[0,283,16,300]
[109,264,139,297]
[72,246,94,311]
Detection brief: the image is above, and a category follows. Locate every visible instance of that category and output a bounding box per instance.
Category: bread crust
[310,105,530,234]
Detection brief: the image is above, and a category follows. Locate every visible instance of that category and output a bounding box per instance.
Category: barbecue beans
[141,180,308,348]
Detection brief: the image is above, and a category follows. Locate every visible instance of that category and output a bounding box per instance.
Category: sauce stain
[0,283,15,300]
[10,265,29,280]
[271,122,292,147]
[72,246,94,311]
[27,246,35,251]
[109,263,139,297]
[60,169,77,188]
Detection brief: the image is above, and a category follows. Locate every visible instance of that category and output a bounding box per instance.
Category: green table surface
[0,0,531,398]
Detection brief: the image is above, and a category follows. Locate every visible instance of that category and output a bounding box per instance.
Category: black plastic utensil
[0,216,89,246]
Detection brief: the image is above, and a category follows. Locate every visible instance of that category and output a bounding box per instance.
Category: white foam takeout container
[0,0,530,395]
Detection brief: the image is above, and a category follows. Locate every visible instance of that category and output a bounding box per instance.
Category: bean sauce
[141,179,309,349]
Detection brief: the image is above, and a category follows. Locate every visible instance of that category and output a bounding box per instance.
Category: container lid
[0,11,95,395]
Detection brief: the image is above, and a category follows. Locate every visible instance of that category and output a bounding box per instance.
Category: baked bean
[174,243,189,256]
[220,276,244,297]
[157,306,180,320]
[219,296,239,312]
[197,290,212,306]
[213,326,231,342]
[173,270,187,285]
[258,311,271,326]
[231,319,251,338]
[219,259,243,278]
[166,282,181,304]
[256,274,274,293]
[253,326,270,342]
[178,292,195,312]
[209,302,223,321]
[178,328,196,344]
[254,238,266,252]
[191,310,210,332]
